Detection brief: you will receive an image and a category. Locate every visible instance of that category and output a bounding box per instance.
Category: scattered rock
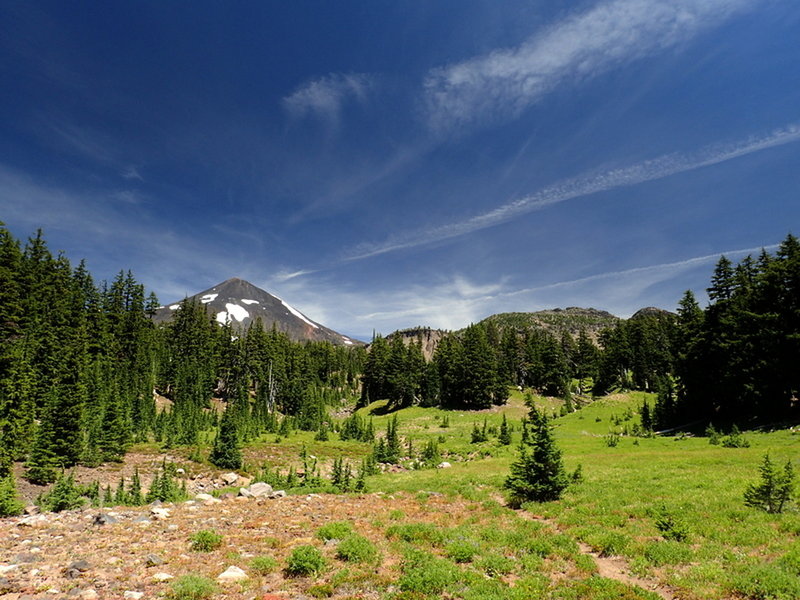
[194,493,219,504]
[0,564,19,575]
[217,565,248,582]
[133,516,152,525]
[176,468,185,475]
[150,507,170,520]
[14,553,40,564]
[93,513,118,526]
[123,591,144,599]
[238,487,253,498]
[220,492,236,501]
[248,482,273,498]
[221,472,239,485]
[24,505,39,515]
[152,572,174,582]
[272,490,286,498]
[0,577,19,594]
[437,461,452,469]
[145,554,165,567]
[80,589,99,599]
[69,560,91,572]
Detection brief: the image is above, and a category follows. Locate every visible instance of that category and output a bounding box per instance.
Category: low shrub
[189,530,223,552]
[654,510,690,542]
[336,534,379,564]
[250,555,278,575]
[167,575,217,600]
[398,551,459,596]
[286,545,326,577]
[477,553,516,577]
[317,521,353,541]
[644,541,693,566]
[386,522,444,545]
[445,538,479,563]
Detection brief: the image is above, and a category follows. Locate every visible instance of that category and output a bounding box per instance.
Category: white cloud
[346,123,800,261]
[282,72,373,126]
[424,0,757,132]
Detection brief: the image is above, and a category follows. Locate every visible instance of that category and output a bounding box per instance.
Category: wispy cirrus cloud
[346,123,800,261]
[424,0,758,132]
[282,72,373,126]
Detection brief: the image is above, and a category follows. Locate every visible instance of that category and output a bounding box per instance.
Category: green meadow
[226,389,800,599]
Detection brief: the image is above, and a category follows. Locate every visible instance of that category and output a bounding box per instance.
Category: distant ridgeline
[1,222,798,483]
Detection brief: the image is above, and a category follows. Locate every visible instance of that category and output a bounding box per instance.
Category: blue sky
[2,0,799,340]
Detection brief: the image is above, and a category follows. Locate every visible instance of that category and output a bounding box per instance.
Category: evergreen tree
[0,473,24,517]
[504,404,569,506]
[498,414,512,445]
[209,407,242,470]
[744,454,795,514]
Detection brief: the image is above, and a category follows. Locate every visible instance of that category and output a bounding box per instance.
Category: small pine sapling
[744,454,795,514]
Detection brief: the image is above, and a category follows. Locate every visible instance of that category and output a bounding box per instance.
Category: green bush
[445,538,479,563]
[0,475,24,517]
[644,541,693,566]
[398,551,459,595]
[591,531,629,557]
[167,575,217,600]
[336,535,379,564]
[477,553,516,577]
[189,529,223,552]
[286,545,326,577]
[317,521,354,541]
[386,522,444,545]
[654,510,690,542]
[250,555,278,574]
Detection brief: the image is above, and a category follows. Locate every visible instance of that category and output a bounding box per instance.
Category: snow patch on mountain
[169,304,180,310]
[241,299,259,305]
[279,298,319,329]
[215,303,250,324]
[200,293,218,304]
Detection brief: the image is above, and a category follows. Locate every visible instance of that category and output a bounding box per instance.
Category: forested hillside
[2,224,798,491]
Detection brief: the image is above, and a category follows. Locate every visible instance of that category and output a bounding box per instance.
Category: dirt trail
[494,495,678,600]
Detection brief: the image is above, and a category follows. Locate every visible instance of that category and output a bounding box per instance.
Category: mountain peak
[153,278,362,346]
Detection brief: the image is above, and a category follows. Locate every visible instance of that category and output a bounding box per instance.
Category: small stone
[271,490,286,498]
[217,565,248,583]
[0,564,19,575]
[133,516,152,525]
[238,487,253,498]
[69,560,91,572]
[24,505,39,515]
[123,591,144,599]
[93,513,118,526]
[150,508,170,520]
[437,461,452,469]
[145,554,165,567]
[14,553,40,564]
[176,468,185,475]
[221,472,238,485]
[80,589,99,599]
[220,492,236,500]
[152,572,174,582]
[0,577,19,594]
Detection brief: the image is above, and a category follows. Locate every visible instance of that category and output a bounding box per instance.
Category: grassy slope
[348,391,800,600]
[124,390,799,599]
